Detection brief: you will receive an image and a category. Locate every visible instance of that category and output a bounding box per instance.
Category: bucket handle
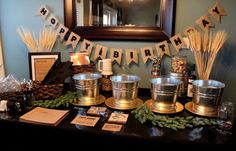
[98,60,103,72]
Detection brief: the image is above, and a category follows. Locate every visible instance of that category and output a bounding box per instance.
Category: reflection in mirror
[64,0,176,41]
[76,0,160,27]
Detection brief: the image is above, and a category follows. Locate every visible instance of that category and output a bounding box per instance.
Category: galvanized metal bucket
[73,73,102,103]
[150,77,181,112]
[110,74,140,108]
[192,80,225,115]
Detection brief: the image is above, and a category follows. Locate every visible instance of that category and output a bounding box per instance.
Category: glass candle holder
[217,101,234,131]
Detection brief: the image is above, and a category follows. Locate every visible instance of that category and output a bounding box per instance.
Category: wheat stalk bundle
[17,27,38,52]
[38,27,57,52]
[17,27,57,52]
[187,30,227,80]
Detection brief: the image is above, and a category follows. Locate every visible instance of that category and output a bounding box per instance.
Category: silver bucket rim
[193,79,225,89]
[73,73,102,81]
[150,77,182,86]
[110,74,141,83]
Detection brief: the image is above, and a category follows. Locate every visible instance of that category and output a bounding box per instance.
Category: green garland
[32,91,80,108]
[131,104,218,130]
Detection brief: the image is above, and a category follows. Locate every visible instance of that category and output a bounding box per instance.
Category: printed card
[108,113,129,124]
[71,115,100,127]
[102,123,123,132]
[87,106,107,116]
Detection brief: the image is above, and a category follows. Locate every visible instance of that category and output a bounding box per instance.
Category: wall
[175,0,236,102]
[0,0,64,79]
[0,31,6,77]
[1,0,236,103]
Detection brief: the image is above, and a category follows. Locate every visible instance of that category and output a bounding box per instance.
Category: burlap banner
[196,15,215,32]
[37,5,49,20]
[65,32,80,50]
[155,40,170,58]
[93,44,108,61]
[184,25,198,36]
[208,2,227,23]
[47,14,59,29]
[35,1,227,65]
[170,33,186,53]
[57,24,69,41]
[125,49,138,65]
[141,47,154,64]
[79,39,94,56]
[110,48,122,65]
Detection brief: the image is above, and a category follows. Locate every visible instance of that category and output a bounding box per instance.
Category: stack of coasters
[102,123,123,132]
[108,113,129,124]
[70,115,100,127]
[87,106,107,116]
[102,112,129,132]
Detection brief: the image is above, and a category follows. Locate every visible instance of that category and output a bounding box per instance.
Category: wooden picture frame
[28,52,61,81]
[64,0,176,41]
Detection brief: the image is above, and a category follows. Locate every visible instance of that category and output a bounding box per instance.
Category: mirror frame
[64,0,176,41]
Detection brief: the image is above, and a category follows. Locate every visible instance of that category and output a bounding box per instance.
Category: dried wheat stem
[17,26,58,52]
[187,30,227,80]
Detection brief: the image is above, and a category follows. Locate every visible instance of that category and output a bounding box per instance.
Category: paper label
[102,123,123,132]
[108,113,129,124]
[87,106,107,116]
[71,115,100,127]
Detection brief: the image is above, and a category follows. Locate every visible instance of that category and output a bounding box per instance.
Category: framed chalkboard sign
[28,52,61,81]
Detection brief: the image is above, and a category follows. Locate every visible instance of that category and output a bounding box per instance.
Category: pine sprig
[32,91,81,108]
[131,104,218,130]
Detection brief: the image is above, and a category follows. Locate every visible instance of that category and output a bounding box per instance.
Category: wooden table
[0,89,235,149]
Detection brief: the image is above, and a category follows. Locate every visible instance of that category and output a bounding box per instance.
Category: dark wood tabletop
[0,88,235,149]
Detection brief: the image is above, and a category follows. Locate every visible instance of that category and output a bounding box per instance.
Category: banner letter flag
[57,24,69,41]
[79,39,94,56]
[110,48,122,65]
[141,47,154,64]
[37,5,49,20]
[170,34,186,53]
[196,15,214,32]
[65,32,80,50]
[208,2,227,23]
[155,41,170,58]
[94,44,108,60]
[184,25,198,36]
[125,49,138,65]
[37,3,228,62]
[47,14,58,29]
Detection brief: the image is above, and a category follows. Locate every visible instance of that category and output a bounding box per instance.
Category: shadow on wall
[210,42,236,104]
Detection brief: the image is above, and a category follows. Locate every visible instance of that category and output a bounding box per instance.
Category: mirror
[75,0,161,27]
[64,0,176,41]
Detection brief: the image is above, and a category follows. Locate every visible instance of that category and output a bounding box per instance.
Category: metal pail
[73,73,102,103]
[192,80,225,115]
[110,74,140,108]
[150,77,181,112]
